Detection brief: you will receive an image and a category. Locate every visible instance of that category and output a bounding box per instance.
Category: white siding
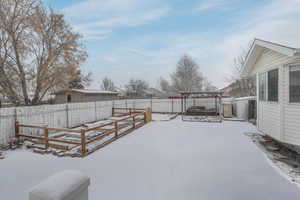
[283,106,300,145]
[254,50,283,141]
[253,48,300,145]
[282,64,300,145]
[258,102,281,140]
[251,49,297,74]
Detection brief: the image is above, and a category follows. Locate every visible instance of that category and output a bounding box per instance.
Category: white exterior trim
[241,39,300,77]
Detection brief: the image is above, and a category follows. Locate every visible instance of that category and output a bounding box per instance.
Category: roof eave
[241,39,299,77]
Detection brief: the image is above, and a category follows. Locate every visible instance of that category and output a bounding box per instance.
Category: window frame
[258,72,267,101]
[289,65,300,103]
[267,68,279,102]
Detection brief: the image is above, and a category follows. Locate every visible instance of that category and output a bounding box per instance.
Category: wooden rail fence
[15,108,151,157]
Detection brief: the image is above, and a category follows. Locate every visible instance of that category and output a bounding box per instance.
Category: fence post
[81,129,86,157]
[171,98,174,113]
[94,101,97,121]
[132,116,135,128]
[44,126,49,149]
[14,107,17,126]
[15,121,20,140]
[114,121,118,137]
[66,104,69,128]
[144,112,147,124]
[112,107,114,117]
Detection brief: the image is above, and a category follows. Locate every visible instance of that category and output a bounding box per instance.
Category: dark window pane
[268,69,278,101]
[290,66,300,102]
[259,73,266,101]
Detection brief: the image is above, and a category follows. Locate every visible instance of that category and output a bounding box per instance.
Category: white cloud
[63,0,140,18]
[78,6,170,28]
[76,0,300,89]
[74,27,112,40]
[63,0,170,40]
[194,0,225,12]
[210,0,300,86]
[97,0,300,88]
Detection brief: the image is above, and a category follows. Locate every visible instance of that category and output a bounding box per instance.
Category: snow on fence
[0,98,221,146]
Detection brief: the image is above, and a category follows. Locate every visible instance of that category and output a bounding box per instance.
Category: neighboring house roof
[144,88,166,97]
[241,38,300,77]
[114,86,126,96]
[54,89,119,95]
[219,82,235,92]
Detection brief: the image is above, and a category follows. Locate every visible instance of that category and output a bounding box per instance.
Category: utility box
[223,104,233,118]
[235,96,256,120]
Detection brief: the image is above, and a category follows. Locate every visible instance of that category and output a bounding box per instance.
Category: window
[290,65,300,102]
[267,69,278,101]
[259,73,266,101]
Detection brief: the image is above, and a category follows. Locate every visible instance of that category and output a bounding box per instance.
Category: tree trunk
[13,41,30,105]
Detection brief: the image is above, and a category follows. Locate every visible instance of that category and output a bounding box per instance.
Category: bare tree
[0,0,87,105]
[171,55,205,92]
[68,68,91,89]
[159,77,172,93]
[101,77,115,91]
[225,43,256,97]
[203,78,217,92]
[125,79,149,97]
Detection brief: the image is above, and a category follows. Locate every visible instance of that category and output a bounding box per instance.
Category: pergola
[180,91,223,122]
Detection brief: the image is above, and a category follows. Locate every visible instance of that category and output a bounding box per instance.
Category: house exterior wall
[54,93,118,104]
[282,61,300,146]
[55,94,67,104]
[253,49,283,140]
[251,48,300,146]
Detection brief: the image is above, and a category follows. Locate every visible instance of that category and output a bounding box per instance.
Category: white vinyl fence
[0,101,113,146]
[0,98,221,146]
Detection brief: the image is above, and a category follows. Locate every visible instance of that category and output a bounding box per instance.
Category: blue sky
[43,0,300,89]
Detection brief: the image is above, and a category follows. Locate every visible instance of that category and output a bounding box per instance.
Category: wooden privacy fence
[15,108,151,157]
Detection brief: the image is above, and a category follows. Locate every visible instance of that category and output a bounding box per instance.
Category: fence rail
[16,109,148,157]
[0,98,224,146]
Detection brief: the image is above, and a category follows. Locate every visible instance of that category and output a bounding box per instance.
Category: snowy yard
[1,116,300,200]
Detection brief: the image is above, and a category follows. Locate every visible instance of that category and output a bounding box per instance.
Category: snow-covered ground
[1,116,300,200]
[152,113,178,121]
[245,132,300,187]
